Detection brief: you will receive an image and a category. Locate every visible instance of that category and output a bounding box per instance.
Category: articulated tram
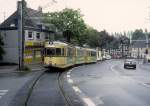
[44,41,101,69]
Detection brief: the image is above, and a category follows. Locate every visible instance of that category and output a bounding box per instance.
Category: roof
[0,7,54,33]
[131,37,150,48]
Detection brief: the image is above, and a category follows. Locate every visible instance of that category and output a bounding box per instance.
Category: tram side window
[87,51,91,56]
[56,48,61,55]
[91,51,96,56]
[67,48,74,56]
[62,48,65,56]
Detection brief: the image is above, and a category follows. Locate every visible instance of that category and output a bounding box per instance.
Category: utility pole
[18,0,25,70]
[145,29,149,49]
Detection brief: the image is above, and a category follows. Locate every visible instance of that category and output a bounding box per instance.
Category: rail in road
[58,72,74,106]
[24,70,73,106]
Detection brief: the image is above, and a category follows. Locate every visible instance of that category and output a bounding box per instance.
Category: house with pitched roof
[0,1,55,65]
[130,37,150,58]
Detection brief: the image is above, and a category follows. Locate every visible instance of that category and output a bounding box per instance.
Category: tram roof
[46,41,68,46]
[45,41,69,48]
[85,48,97,52]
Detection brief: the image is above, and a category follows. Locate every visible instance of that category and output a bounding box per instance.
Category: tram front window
[46,48,62,56]
[46,48,55,56]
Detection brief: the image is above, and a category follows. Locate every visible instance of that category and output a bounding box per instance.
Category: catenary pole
[18,0,25,70]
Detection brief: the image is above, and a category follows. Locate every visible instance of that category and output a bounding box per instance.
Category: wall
[1,30,19,64]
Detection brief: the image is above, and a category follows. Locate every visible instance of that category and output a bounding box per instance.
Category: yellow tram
[44,41,98,69]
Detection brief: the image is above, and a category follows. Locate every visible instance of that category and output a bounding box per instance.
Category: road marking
[0,92,6,95]
[94,96,104,105]
[68,78,73,83]
[70,69,73,72]
[83,97,96,106]
[67,71,71,75]
[110,65,120,76]
[67,68,99,106]
[67,74,70,78]
[111,64,150,89]
[0,90,8,99]
[123,76,150,88]
[72,86,81,93]
[0,90,8,92]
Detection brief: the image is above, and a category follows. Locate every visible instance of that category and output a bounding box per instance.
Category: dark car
[124,59,136,69]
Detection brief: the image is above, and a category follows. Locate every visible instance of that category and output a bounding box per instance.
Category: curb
[0,68,46,74]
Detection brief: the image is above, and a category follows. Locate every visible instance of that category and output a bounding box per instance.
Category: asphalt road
[0,71,44,106]
[1,60,150,106]
[69,60,150,106]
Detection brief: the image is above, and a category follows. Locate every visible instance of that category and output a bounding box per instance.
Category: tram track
[58,72,74,106]
[24,71,45,106]
[24,70,74,106]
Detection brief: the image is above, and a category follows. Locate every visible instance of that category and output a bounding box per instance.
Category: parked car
[124,59,136,69]
[105,55,111,60]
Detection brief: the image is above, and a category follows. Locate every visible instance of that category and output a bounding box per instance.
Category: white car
[105,55,111,60]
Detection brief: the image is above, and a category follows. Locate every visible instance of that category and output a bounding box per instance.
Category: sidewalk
[0,63,46,74]
[27,63,45,71]
[0,65,18,73]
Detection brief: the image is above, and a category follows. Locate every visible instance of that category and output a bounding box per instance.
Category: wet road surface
[27,72,66,106]
[0,71,43,106]
[69,60,150,106]
[1,60,150,106]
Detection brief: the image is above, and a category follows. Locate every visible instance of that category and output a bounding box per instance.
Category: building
[130,37,150,59]
[0,1,55,65]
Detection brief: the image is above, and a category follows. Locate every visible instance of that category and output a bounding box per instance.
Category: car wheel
[133,66,136,69]
[124,65,126,69]
[134,66,136,69]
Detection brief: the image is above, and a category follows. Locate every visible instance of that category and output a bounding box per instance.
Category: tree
[0,33,4,60]
[44,8,87,45]
[98,30,110,49]
[132,29,145,40]
[85,27,100,48]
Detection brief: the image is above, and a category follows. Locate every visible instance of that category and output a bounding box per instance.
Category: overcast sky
[0,0,150,33]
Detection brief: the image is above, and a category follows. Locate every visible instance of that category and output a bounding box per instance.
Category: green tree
[0,33,4,60]
[44,8,87,45]
[98,30,110,49]
[132,29,145,40]
[85,27,100,48]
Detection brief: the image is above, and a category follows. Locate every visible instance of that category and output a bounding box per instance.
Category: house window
[28,31,33,39]
[36,33,41,39]
[45,34,49,40]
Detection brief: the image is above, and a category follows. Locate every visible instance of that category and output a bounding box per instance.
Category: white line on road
[67,74,70,78]
[67,68,100,106]
[110,65,120,76]
[0,90,8,99]
[68,78,73,83]
[110,63,150,88]
[72,86,82,93]
[0,92,6,96]
[69,69,73,72]
[67,71,71,75]
[0,90,8,92]
[83,97,96,106]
